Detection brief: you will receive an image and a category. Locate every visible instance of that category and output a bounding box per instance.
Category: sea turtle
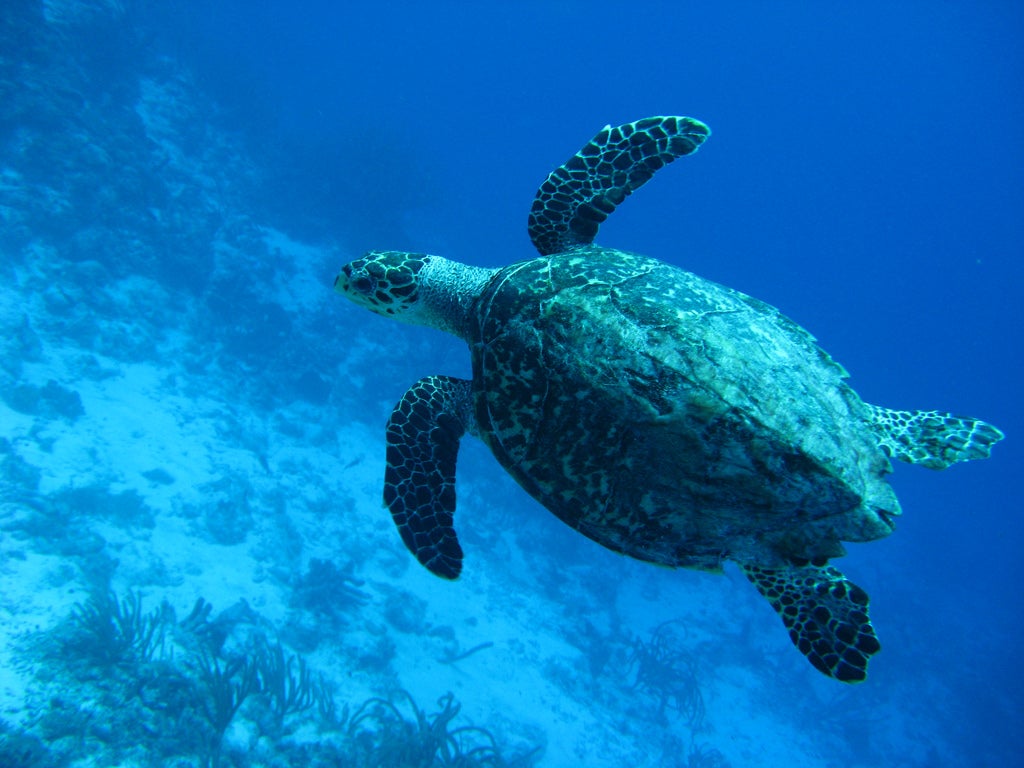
[333,116,1003,682]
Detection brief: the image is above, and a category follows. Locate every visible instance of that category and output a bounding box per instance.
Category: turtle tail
[868,404,1003,469]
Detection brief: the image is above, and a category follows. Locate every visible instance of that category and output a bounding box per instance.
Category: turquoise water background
[1,2,1020,766]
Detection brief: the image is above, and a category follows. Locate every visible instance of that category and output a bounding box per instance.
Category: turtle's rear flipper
[742,562,880,683]
[385,376,474,580]
[869,404,1004,469]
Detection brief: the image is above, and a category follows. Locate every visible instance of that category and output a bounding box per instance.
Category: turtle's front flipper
[385,376,474,580]
[741,561,880,683]
[528,116,711,256]
[868,404,1003,469]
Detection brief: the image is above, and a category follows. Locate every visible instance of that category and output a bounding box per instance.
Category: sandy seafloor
[1,2,1021,767]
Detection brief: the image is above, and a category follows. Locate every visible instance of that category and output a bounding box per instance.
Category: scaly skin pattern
[869,405,1004,469]
[383,375,472,580]
[528,115,710,256]
[469,245,899,571]
[742,561,880,683]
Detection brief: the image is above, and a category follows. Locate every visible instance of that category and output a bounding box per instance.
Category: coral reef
[16,589,531,767]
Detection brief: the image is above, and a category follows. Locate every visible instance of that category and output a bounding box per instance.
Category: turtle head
[334,250,428,319]
[335,250,495,338]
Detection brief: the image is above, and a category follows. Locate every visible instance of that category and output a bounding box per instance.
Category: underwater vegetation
[292,557,371,620]
[650,738,733,768]
[7,589,535,767]
[683,742,731,768]
[347,690,538,768]
[68,589,169,666]
[628,621,705,728]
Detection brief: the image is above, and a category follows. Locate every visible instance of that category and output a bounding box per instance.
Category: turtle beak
[333,264,352,294]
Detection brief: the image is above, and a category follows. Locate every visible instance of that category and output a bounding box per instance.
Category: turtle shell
[468,245,898,570]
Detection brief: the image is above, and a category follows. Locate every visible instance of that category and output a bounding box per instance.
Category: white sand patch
[261,227,335,315]
[18,360,224,502]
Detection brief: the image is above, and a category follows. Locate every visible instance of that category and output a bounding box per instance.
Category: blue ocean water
[0,1,1021,766]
